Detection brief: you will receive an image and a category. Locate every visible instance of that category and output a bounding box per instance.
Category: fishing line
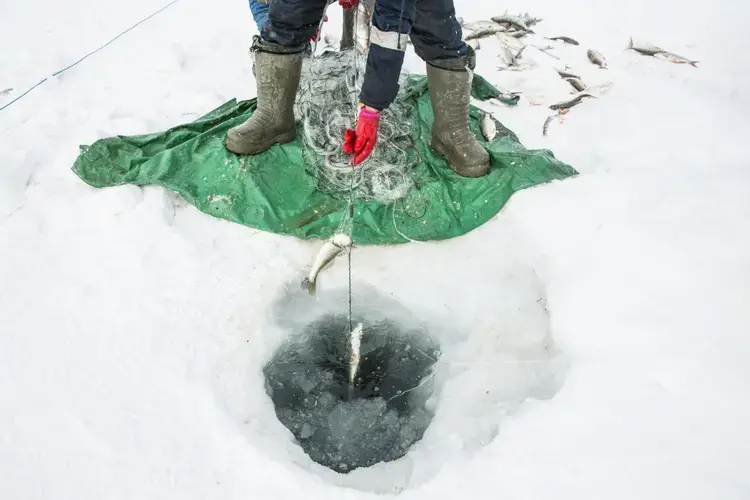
[0,0,183,113]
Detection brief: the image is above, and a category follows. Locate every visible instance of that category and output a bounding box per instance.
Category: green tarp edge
[72,73,577,245]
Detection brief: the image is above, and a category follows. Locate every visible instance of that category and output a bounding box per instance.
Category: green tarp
[72,73,577,245]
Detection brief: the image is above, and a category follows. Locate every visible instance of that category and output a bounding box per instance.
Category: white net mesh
[294,49,421,207]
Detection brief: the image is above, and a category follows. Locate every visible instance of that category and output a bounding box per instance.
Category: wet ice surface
[264,313,440,473]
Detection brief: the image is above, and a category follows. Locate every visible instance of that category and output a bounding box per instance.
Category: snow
[2,0,750,498]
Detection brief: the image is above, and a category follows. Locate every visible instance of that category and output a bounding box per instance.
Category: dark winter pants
[261,0,465,61]
[260,0,470,110]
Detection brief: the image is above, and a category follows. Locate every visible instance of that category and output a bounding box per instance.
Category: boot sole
[226,129,296,155]
[432,139,491,178]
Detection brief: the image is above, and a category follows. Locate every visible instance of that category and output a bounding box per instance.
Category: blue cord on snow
[0,0,182,113]
[0,79,48,112]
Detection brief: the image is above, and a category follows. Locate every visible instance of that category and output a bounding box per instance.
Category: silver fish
[587,49,608,68]
[565,77,587,92]
[301,233,352,295]
[549,91,597,111]
[542,115,554,136]
[0,88,12,97]
[533,45,561,60]
[547,36,579,45]
[462,20,501,32]
[556,68,581,79]
[520,12,543,26]
[655,50,698,67]
[348,323,363,386]
[509,29,532,38]
[480,113,497,141]
[465,26,506,41]
[498,43,527,68]
[626,37,662,56]
[491,14,529,32]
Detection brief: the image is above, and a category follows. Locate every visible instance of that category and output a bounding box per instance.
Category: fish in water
[655,49,699,67]
[480,112,497,141]
[565,77,587,92]
[626,37,662,56]
[556,68,581,79]
[0,88,12,97]
[301,233,352,295]
[348,323,363,386]
[587,49,608,68]
[491,14,529,32]
[465,26,506,41]
[549,91,597,111]
[547,36,579,45]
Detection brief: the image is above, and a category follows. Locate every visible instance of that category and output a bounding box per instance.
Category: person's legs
[226,0,328,155]
[409,0,489,177]
[261,0,329,47]
[409,0,468,65]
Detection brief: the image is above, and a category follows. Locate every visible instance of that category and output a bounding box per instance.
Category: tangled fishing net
[294,49,420,208]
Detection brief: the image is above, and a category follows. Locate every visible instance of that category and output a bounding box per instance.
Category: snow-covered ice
[2,0,750,498]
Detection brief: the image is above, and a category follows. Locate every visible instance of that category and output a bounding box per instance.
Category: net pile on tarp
[296,50,420,206]
[72,50,578,245]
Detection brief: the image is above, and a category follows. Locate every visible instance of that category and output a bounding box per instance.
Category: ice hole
[263,313,440,474]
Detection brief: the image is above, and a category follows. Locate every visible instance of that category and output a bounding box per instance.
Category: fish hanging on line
[301,233,352,295]
[348,323,363,386]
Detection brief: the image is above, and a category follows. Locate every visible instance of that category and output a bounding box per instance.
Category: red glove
[339,0,357,8]
[342,107,380,166]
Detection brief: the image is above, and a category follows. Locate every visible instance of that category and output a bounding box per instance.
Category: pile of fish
[462,11,699,137]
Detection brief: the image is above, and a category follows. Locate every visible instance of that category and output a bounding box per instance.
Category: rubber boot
[426,61,491,178]
[226,38,304,155]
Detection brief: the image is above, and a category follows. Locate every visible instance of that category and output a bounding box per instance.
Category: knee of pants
[262,0,328,47]
[410,17,469,66]
[372,0,415,33]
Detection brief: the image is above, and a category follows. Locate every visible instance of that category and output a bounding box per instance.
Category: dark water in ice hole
[263,313,441,473]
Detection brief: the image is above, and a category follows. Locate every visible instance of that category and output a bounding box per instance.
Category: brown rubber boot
[426,60,491,178]
[226,38,304,155]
